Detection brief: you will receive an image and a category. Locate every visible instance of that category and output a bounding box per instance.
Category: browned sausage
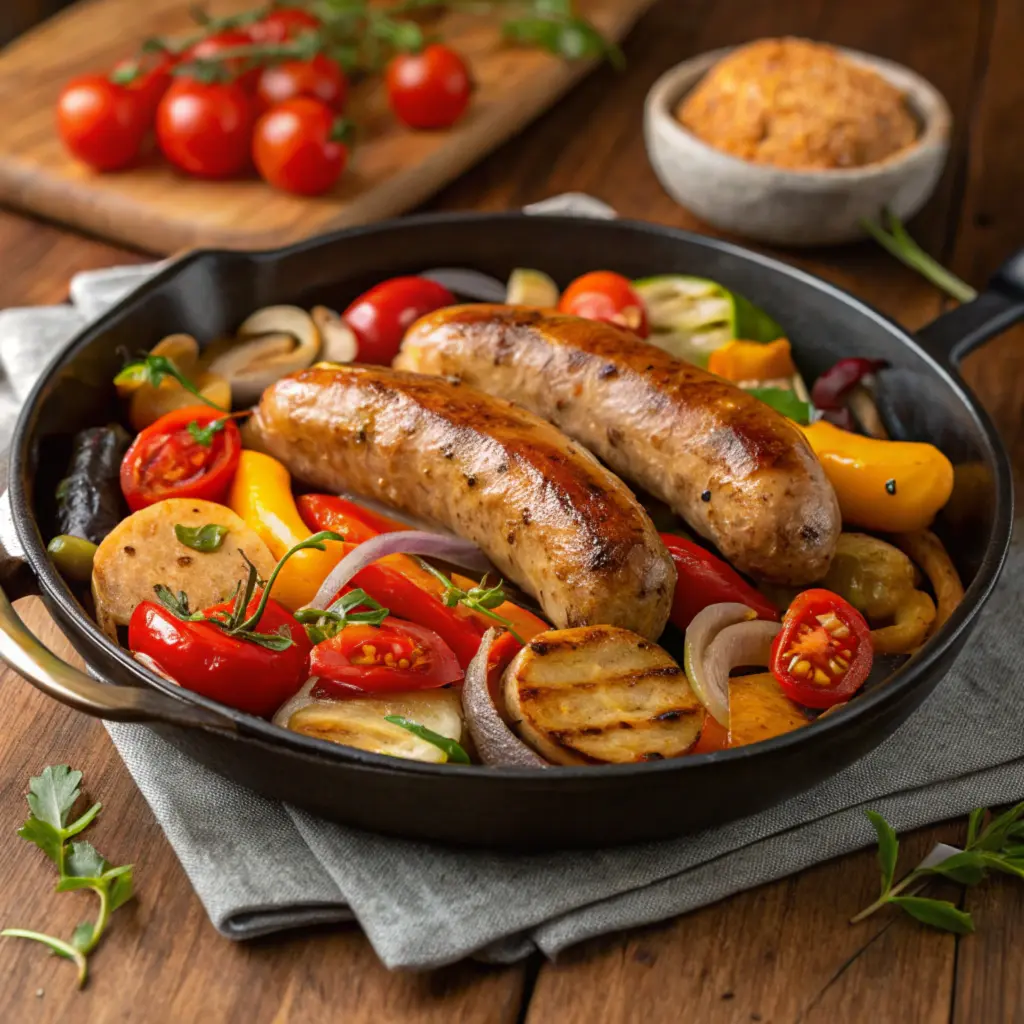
[250,365,675,638]
[395,306,840,584]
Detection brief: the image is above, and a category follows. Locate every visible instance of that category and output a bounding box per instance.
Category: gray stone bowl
[644,46,952,246]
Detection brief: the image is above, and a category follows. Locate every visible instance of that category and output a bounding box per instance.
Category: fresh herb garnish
[852,803,1024,933]
[384,717,472,764]
[154,531,344,651]
[860,209,978,304]
[294,588,390,645]
[416,561,525,643]
[747,386,813,425]
[113,354,226,411]
[1,765,133,988]
[187,417,228,447]
[175,523,228,552]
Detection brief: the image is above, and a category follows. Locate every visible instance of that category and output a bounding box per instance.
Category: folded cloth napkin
[1,194,1022,970]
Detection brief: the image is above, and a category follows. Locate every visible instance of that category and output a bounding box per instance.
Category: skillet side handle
[0,584,238,734]
[915,249,1024,367]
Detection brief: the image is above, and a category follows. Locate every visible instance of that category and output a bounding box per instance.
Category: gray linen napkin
[1,195,1022,970]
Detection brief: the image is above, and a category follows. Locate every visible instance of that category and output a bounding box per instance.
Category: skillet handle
[915,248,1024,366]
[0,584,238,733]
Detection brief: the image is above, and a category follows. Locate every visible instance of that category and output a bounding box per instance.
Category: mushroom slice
[312,306,358,364]
[208,305,321,405]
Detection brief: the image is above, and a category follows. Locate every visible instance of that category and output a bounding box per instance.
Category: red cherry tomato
[558,271,650,337]
[55,74,148,171]
[156,77,254,178]
[256,56,348,113]
[343,276,455,364]
[385,44,471,130]
[252,98,348,196]
[310,617,463,697]
[119,407,240,513]
[129,595,311,718]
[111,49,176,122]
[247,8,321,43]
[182,30,260,90]
[769,589,873,709]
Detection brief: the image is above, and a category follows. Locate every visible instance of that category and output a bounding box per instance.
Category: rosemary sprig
[415,560,525,643]
[294,588,390,644]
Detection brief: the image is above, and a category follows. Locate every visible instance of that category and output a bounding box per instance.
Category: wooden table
[1,0,1023,1020]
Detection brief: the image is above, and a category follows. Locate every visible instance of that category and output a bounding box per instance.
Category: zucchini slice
[503,625,705,765]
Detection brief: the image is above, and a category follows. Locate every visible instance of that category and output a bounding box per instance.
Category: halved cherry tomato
[660,533,777,631]
[343,277,455,364]
[385,44,472,130]
[247,8,321,43]
[129,594,311,718]
[253,98,348,196]
[120,407,240,513]
[311,617,463,696]
[558,271,650,338]
[182,30,261,91]
[256,56,348,113]
[769,589,873,709]
[56,74,149,171]
[296,494,409,545]
[156,77,254,179]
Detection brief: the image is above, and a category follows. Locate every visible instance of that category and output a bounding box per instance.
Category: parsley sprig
[113,353,226,412]
[416,560,525,642]
[1,766,133,988]
[294,588,390,644]
[155,530,345,651]
[852,803,1024,934]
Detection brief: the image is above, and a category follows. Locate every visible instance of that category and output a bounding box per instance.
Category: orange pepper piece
[708,338,796,382]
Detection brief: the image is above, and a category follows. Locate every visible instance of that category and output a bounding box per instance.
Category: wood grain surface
[0,0,652,253]
[0,0,1022,1021]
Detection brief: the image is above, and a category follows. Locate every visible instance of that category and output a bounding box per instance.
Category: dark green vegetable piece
[47,536,99,583]
[55,425,131,545]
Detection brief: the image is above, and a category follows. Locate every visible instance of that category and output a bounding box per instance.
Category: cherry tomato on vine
[256,56,348,113]
[385,44,472,130]
[247,8,321,43]
[253,98,349,196]
[310,617,463,697]
[156,77,254,178]
[182,30,260,90]
[56,74,149,171]
[343,276,456,364]
[558,271,650,337]
[112,49,176,121]
[130,594,311,718]
[120,406,241,512]
[769,589,873,709]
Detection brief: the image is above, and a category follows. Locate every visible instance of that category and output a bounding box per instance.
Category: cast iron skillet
[0,213,1020,849]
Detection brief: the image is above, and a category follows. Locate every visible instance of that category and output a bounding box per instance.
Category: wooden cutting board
[0,0,652,254]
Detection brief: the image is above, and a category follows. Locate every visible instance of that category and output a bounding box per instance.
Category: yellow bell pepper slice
[799,421,954,533]
[707,338,796,382]
[227,451,349,611]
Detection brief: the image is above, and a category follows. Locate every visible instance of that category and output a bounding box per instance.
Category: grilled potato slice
[503,626,705,765]
[283,689,464,763]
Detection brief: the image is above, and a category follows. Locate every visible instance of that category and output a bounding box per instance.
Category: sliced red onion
[336,491,459,537]
[703,620,781,718]
[683,602,758,727]
[308,530,493,610]
[462,629,548,768]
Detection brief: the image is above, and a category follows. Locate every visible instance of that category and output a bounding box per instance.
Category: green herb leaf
[415,560,526,643]
[114,354,226,411]
[503,16,623,68]
[889,896,974,935]
[296,588,390,643]
[865,810,899,894]
[927,850,988,886]
[1,929,88,987]
[153,584,196,621]
[747,387,813,425]
[384,717,471,764]
[974,801,1024,851]
[64,841,108,879]
[966,807,986,847]
[106,867,135,912]
[71,921,95,952]
[26,765,82,831]
[187,417,228,447]
[16,816,64,866]
[175,523,228,553]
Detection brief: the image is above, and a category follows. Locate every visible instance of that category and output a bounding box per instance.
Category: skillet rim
[9,210,1014,781]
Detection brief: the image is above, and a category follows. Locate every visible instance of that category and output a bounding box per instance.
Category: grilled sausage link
[396,306,840,584]
[250,365,675,638]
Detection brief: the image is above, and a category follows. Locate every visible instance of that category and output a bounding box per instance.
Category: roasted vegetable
[893,530,964,633]
[55,424,131,545]
[503,625,705,765]
[727,672,810,747]
[506,268,559,307]
[91,497,275,639]
[708,338,796,382]
[799,420,954,533]
[47,535,99,583]
[869,590,937,655]
[820,533,917,621]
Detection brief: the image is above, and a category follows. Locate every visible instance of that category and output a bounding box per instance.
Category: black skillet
[0,213,1020,849]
